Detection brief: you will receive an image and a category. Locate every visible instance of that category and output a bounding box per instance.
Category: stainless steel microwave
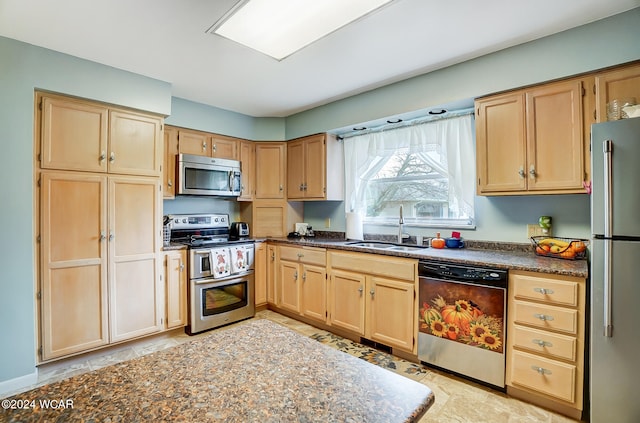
[176,154,241,197]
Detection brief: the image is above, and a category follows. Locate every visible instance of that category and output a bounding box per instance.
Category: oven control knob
[182,218,187,223]
[215,218,219,222]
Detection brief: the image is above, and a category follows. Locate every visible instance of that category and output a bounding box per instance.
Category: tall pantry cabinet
[36,92,164,361]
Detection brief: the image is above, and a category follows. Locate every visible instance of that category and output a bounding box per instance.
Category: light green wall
[0,36,172,386]
[285,8,640,138]
[166,97,285,141]
[2,7,640,389]
[297,8,640,242]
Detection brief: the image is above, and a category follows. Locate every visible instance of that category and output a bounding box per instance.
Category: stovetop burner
[167,213,253,248]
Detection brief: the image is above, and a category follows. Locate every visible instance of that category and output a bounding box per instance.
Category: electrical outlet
[325,218,331,228]
[527,224,547,238]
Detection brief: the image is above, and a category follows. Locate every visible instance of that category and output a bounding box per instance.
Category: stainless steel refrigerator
[590,117,640,423]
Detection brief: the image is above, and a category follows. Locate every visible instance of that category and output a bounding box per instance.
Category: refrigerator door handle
[603,140,613,337]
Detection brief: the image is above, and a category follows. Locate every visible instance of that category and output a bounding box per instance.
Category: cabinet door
[301,264,326,323]
[367,276,415,352]
[596,64,640,122]
[108,110,162,176]
[163,126,178,198]
[178,129,209,156]
[40,171,109,360]
[165,250,186,329]
[210,134,239,159]
[278,260,300,313]
[252,201,286,237]
[40,95,108,173]
[304,134,327,199]
[254,242,267,306]
[329,269,365,335]
[476,93,527,193]
[526,80,584,191]
[255,143,285,198]
[266,245,277,304]
[287,140,305,199]
[238,140,255,201]
[109,176,162,342]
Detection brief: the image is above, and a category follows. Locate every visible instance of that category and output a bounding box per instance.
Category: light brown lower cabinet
[276,245,327,324]
[163,249,187,329]
[506,270,586,419]
[39,170,162,361]
[328,250,417,354]
[254,242,267,306]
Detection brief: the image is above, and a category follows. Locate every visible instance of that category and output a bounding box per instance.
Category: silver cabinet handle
[167,180,173,187]
[100,232,106,241]
[603,139,613,337]
[533,287,554,295]
[109,152,115,162]
[358,286,364,296]
[179,263,184,272]
[202,142,207,151]
[302,272,306,281]
[293,271,298,281]
[533,313,554,321]
[297,252,304,258]
[279,184,283,191]
[532,339,553,348]
[529,165,536,179]
[99,151,106,162]
[109,232,114,241]
[212,144,217,153]
[299,183,304,191]
[518,166,525,178]
[531,366,552,376]
[270,251,275,261]
[370,289,375,298]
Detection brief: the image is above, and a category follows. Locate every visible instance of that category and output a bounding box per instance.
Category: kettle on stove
[229,222,249,240]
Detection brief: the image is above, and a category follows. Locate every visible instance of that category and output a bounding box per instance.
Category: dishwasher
[418,260,508,389]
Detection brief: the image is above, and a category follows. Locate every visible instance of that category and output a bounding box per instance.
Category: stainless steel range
[169,213,255,335]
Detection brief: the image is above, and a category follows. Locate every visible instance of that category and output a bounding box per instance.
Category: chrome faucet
[398,205,404,243]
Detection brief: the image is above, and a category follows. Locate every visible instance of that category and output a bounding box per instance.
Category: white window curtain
[344,114,475,223]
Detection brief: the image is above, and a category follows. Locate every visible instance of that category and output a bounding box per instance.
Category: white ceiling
[1,0,638,117]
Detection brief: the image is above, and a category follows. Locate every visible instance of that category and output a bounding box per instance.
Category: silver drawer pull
[533,287,554,295]
[531,366,552,376]
[532,339,553,348]
[533,313,554,321]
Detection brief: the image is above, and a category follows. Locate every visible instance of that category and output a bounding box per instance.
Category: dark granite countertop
[161,242,188,251]
[1,320,434,422]
[268,238,589,278]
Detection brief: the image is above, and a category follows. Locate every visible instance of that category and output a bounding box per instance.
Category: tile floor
[4,310,582,422]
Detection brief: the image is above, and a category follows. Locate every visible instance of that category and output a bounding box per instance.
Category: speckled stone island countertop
[1,320,434,423]
[268,236,589,278]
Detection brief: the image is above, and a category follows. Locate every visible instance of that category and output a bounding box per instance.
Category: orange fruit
[571,241,586,253]
[560,249,576,259]
[536,246,548,255]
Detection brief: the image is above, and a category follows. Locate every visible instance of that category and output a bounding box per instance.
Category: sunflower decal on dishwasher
[419,287,504,354]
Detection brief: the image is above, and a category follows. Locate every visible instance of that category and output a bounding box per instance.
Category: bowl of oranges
[530,236,589,260]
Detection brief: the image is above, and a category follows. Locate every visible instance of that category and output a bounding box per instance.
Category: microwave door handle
[228,171,234,193]
[209,250,215,276]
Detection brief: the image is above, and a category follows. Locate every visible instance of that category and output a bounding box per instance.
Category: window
[344,113,475,228]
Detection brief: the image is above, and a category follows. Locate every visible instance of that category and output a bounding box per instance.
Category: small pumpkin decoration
[441,304,473,335]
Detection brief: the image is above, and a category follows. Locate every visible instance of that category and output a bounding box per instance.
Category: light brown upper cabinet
[255,142,286,199]
[238,139,255,201]
[476,77,590,195]
[287,133,344,201]
[40,93,162,177]
[595,62,640,122]
[163,126,179,199]
[177,128,239,160]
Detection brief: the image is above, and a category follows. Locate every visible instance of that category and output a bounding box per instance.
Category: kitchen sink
[346,241,395,249]
[386,245,427,252]
[346,241,427,251]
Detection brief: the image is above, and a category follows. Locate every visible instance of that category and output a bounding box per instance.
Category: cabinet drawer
[279,246,326,266]
[512,325,577,361]
[329,251,415,282]
[511,272,579,307]
[509,350,576,403]
[513,300,578,335]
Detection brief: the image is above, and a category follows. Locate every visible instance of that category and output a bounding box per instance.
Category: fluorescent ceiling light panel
[209,0,394,60]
